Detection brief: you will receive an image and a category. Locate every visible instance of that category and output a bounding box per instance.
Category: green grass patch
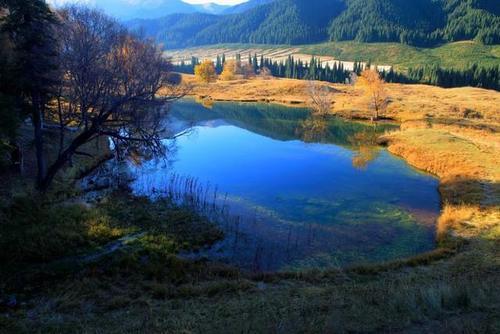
[300,40,500,70]
[184,41,500,71]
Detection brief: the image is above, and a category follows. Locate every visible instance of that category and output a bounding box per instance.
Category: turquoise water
[131,99,440,272]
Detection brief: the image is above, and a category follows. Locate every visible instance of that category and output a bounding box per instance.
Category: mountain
[87,0,231,20]
[93,0,197,20]
[328,0,500,46]
[127,13,220,49]
[129,0,345,46]
[129,0,500,48]
[222,0,275,14]
[192,0,345,45]
[193,3,231,15]
[328,0,446,46]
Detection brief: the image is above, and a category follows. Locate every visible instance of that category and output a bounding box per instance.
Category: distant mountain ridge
[193,3,232,15]
[221,0,275,14]
[126,0,500,48]
[87,0,270,20]
[88,0,231,20]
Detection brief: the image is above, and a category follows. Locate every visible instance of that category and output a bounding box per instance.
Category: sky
[47,0,247,5]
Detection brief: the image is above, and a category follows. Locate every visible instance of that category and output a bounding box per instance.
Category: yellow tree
[357,69,388,120]
[220,59,239,81]
[194,59,217,83]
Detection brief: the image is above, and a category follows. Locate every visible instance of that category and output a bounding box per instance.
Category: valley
[1,0,499,333]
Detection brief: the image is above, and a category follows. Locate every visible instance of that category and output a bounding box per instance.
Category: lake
[131,99,440,272]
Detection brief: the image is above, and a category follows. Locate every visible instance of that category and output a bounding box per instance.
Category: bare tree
[307,80,334,116]
[40,6,187,190]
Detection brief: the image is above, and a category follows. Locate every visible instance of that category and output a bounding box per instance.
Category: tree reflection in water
[348,128,381,169]
[297,113,382,169]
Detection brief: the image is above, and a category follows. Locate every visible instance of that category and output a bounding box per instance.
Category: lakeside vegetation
[176,50,500,90]
[1,0,499,333]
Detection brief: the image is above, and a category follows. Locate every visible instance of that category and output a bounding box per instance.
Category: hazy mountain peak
[49,0,235,20]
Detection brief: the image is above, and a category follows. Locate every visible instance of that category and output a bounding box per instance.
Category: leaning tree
[40,5,187,191]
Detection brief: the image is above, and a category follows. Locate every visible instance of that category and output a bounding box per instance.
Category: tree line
[0,1,183,191]
[386,64,500,91]
[175,54,354,84]
[174,53,500,91]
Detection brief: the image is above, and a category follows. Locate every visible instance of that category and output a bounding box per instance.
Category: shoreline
[177,75,500,254]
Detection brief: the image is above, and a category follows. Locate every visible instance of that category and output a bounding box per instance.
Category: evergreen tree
[215,55,222,74]
[1,0,59,187]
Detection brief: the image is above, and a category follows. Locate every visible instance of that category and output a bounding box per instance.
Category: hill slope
[129,0,500,49]
[192,0,345,45]
[328,0,500,45]
[128,13,221,49]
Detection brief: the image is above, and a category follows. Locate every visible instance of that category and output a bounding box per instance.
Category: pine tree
[215,55,222,74]
[1,0,59,187]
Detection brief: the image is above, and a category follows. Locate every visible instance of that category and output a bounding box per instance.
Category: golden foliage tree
[357,69,388,120]
[220,59,239,81]
[194,59,217,83]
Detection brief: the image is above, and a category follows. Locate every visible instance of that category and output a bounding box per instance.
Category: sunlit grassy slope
[300,40,500,70]
[171,40,500,70]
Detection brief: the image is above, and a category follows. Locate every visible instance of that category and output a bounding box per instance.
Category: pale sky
[47,0,247,5]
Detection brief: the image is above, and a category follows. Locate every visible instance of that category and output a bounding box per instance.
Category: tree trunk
[32,93,46,189]
[57,95,65,156]
[39,127,96,191]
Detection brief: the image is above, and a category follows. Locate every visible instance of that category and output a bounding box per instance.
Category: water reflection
[130,98,440,272]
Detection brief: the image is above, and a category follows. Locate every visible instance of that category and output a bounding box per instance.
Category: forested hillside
[193,0,345,45]
[329,0,500,45]
[128,13,220,49]
[221,0,275,14]
[328,0,446,46]
[128,0,500,49]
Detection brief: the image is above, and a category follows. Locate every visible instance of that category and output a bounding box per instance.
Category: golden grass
[381,128,499,243]
[179,74,500,123]
[437,205,476,240]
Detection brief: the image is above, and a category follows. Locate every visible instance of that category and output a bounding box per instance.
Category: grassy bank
[179,74,500,121]
[1,78,499,332]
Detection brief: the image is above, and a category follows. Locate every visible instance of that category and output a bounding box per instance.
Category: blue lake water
[131,99,440,272]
